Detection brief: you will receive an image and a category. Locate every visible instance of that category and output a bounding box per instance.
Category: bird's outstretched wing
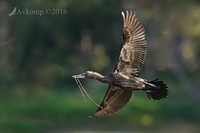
[114,10,147,77]
[92,85,132,118]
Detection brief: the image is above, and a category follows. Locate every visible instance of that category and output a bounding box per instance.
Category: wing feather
[92,85,132,118]
[115,10,147,77]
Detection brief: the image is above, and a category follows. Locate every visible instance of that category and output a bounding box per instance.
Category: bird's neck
[88,72,110,83]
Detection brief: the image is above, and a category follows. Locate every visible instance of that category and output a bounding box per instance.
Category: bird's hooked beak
[72,73,85,79]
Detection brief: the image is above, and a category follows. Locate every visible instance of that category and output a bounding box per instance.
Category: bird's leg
[73,76,103,109]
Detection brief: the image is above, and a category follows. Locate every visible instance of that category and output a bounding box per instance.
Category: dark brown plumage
[116,11,147,77]
[73,10,168,118]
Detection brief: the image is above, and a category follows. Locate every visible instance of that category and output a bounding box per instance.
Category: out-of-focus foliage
[1,0,122,90]
[0,0,200,132]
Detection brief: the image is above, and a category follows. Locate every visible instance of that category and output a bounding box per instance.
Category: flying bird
[72,10,168,118]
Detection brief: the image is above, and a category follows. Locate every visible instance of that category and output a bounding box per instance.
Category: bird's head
[72,71,95,79]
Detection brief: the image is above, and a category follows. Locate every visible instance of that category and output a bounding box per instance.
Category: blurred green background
[0,0,200,132]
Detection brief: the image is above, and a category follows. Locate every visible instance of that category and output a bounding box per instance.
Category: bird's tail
[144,79,168,100]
